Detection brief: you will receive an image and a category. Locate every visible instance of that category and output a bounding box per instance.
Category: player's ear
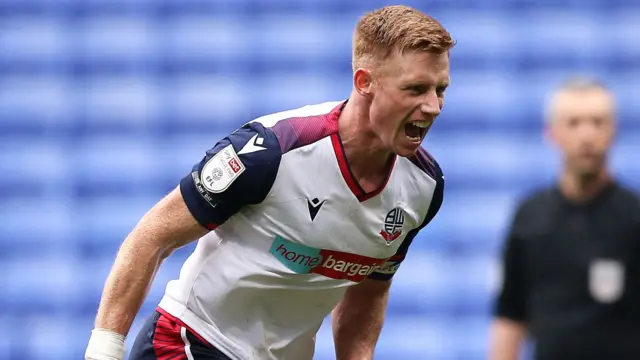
[353,68,373,97]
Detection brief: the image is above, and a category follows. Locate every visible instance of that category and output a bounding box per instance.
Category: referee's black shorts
[129,308,231,360]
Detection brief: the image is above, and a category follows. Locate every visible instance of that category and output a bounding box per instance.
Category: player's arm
[86,122,282,360]
[331,277,391,360]
[86,187,207,360]
[489,216,528,360]
[332,165,445,360]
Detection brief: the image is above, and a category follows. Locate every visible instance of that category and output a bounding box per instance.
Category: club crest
[380,207,404,244]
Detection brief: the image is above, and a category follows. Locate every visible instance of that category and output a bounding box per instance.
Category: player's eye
[406,85,427,95]
[567,118,580,128]
[591,117,605,127]
[436,85,448,96]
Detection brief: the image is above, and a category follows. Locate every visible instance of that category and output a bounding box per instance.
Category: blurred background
[0,0,639,359]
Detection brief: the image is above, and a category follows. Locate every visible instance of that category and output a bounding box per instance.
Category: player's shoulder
[401,147,444,227]
[211,101,344,181]
[405,147,443,183]
[246,100,345,154]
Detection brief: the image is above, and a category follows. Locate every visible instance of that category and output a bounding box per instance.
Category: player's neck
[338,100,395,186]
[559,167,611,203]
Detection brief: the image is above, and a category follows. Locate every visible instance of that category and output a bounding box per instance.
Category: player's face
[369,51,449,157]
[548,89,615,177]
[369,50,450,157]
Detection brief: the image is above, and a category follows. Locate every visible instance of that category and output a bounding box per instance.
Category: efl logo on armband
[269,236,389,282]
[200,144,246,193]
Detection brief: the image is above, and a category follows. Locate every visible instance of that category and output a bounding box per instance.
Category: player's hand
[85,328,126,360]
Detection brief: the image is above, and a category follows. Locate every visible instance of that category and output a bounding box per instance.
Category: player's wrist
[85,328,126,360]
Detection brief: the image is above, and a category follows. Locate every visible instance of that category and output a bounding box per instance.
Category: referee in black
[489,77,640,360]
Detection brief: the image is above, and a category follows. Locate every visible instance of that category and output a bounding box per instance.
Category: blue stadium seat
[313,315,459,360]
[164,15,259,64]
[4,254,84,312]
[81,75,161,131]
[0,16,70,68]
[22,313,90,360]
[0,315,15,358]
[164,74,252,126]
[426,134,558,188]
[375,317,459,360]
[76,15,160,66]
[0,76,75,129]
[70,136,159,185]
[387,252,459,315]
[0,198,75,254]
[253,73,348,114]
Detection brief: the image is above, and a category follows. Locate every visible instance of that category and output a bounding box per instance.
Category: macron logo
[269,236,389,282]
[238,134,266,155]
[307,198,326,221]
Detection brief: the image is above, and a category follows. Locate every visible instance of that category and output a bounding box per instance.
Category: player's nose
[420,92,441,117]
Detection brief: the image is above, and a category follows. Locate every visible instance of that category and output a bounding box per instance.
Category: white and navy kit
[130,101,445,360]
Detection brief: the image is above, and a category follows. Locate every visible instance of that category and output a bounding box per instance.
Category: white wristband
[85,328,126,360]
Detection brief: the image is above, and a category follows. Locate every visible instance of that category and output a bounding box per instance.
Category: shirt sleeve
[494,214,528,322]
[368,161,445,281]
[179,121,282,230]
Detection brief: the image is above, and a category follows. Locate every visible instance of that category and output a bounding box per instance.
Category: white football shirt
[157,100,444,360]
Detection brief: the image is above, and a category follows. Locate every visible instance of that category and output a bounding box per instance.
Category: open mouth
[404,120,430,142]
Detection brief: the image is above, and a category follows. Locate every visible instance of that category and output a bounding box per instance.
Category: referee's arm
[489,220,528,360]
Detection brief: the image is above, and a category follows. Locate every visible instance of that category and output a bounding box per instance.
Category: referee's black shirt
[495,181,640,360]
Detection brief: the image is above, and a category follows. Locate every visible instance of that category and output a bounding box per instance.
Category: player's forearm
[332,280,391,360]
[86,189,208,360]
[489,318,527,360]
[332,305,383,360]
[93,188,206,335]
[95,233,169,335]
